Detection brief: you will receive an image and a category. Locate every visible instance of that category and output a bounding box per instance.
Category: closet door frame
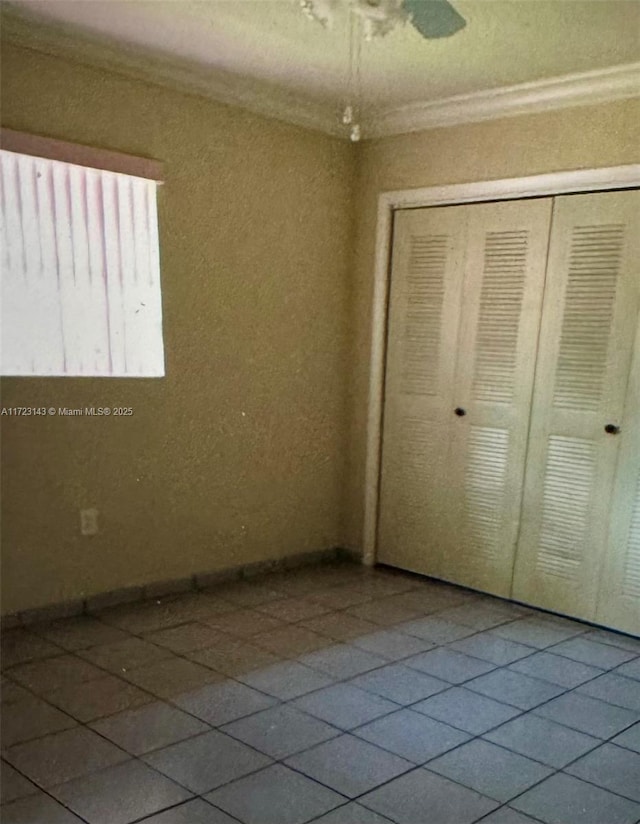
[364,164,640,566]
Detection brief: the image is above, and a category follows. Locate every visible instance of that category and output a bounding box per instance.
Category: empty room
[1,1,639,822]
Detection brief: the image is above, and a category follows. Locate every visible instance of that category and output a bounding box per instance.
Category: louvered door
[512,190,640,621]
[596,320,640,635]
[438,199,553,595]
[379,199,552,588]
[377,206,468,575]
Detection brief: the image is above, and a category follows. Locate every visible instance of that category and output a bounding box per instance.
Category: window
[0,132,164,376]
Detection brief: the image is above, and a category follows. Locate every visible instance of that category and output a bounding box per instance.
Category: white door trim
[363,164,640,565]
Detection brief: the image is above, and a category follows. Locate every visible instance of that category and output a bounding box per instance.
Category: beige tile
[150,592,238,623]
[258,572,328,597]
[202,609,286,638]
[255,597,332,623]
[4,726,129,787]
[300,644,387,680]
[220,706,337,760]
[45,674,154,722]
[90,701,209,755]
[239,661,334,700]
[300,611,379,641]
[188,638,281,677]
[51,759,192,824]
[139,798,239,823]
[205,762,343,824]
[1,676,31,705]
[29,617,129,651]
[260,567,338,598]
[174,681,278,726]
[145,623,229,653]
[351,630,435,661]
[380,589,469,614]
[1,790,86,823]
[285,733,413,797]
[326,564,374,582]
[253,625,333,658]
[214,581,287,608]
[1,762,38,804]
[307,587,375,610]
[95,598,197,634]
[348,577,419,599]
[9,654,105,694]
[291,683,398,730]
[411,587,479,611]
[297,566,367,589]
[123,657,223,698]
[143,729,272,794]
[1,629,62,669]
[346,600,422,627]
[79,636,173,673]
[1,696,77,747]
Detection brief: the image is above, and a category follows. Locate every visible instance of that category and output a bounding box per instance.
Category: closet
[378,188,639,635]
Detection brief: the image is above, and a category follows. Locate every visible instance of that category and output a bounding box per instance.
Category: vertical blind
[0,149,164,376]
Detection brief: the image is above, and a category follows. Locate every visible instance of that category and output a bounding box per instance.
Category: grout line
[0,758,94,823]
[2,566,639,823]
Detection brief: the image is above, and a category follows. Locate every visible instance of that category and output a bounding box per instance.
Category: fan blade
[403,0,466,38]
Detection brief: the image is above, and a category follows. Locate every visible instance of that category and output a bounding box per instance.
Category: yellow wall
[0,42,355,613]
[345,99,640,550]
[2,34,638,614]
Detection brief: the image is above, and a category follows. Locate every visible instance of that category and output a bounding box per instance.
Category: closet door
[379,199,552,590]
[439,199,553,596]
[512,190,640,620]
[377,206,468,575]
[596,320,640,635]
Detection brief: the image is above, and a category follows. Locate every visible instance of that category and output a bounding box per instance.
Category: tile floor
[1,561,640,824]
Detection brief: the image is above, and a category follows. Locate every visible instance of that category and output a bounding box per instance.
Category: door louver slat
[553,225,624,412]
[400,235,447,397]
[536,436,595,580]
[472,231,528,405]
[464,427,510,561]
[622,474,640,599]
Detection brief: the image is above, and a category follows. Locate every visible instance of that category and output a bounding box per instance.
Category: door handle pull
[454,408,467,417]
[604,424,620,435]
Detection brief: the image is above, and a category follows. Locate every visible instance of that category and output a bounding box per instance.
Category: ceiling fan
[300,0,467,140]
[300,0,466,41]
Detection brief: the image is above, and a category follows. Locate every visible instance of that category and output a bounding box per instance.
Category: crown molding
[3,6,638,142]
[364,62,640,138]
[1,7,343,139]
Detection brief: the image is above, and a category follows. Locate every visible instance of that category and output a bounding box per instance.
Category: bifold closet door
[512,190,640,623]
[378,198,553,591]
[438,198,553,595]
[377,206,468,575]
[596,320,640,635]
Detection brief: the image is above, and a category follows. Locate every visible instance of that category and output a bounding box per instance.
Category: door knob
[604,424,620,435]
[454,407,466,417]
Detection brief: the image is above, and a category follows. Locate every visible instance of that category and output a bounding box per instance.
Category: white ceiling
[5,0,640,135]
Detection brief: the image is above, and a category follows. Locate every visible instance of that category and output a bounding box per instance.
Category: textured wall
[0,42,355,613]
[345,98,640,551]
[2,37,638,614]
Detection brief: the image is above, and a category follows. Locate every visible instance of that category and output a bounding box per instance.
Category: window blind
[0,149,164,377]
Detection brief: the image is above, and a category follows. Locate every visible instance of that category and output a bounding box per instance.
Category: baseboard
[1,547,356,628]
[335,546,363,564]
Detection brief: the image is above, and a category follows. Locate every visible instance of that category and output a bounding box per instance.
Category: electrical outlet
[80,508,99,536]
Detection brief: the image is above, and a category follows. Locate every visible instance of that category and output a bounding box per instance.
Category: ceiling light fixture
[301,0,467,140]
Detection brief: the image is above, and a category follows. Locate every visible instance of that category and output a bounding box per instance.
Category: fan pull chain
[343,5,362,141]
